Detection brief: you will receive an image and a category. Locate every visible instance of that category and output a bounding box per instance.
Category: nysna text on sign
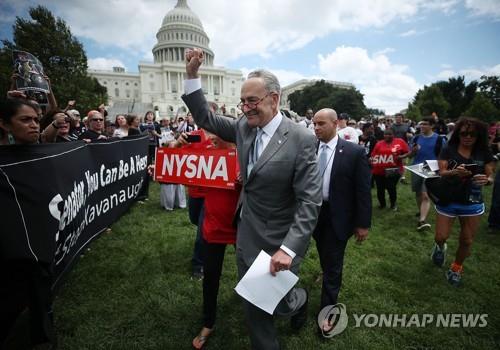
[161,153,229,181]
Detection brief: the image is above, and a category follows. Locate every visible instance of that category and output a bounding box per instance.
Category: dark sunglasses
[91,118,104,122]
[460,131,477,137]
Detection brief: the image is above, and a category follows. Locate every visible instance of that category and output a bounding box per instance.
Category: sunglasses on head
[460,131,477,137]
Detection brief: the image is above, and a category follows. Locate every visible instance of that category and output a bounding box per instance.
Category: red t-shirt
[202,186,240,244]
[370,138,409,176]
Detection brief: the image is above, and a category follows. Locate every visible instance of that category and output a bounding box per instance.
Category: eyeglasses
[237,93,270,110]
[460,131,477,138]
[91,118,104,122]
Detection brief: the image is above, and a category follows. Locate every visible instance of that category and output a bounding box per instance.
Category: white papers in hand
[234,250,299,315]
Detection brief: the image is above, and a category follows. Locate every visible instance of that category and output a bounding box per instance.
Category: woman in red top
[192,134,241,349]
[370,128,409,210]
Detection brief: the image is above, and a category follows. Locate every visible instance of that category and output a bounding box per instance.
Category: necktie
[319,144,328,175]
[253,128,264,163]
[248,128,263,176]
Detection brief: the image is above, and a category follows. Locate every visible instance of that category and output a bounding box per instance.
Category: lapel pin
[278,140,282,144]
[339,149,343,153]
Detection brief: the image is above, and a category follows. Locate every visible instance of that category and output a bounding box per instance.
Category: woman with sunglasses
[78,111,107,141]
[430,117,495,286]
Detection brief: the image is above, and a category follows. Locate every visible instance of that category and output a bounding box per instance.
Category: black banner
[0,137,148,346]
[0,136,149,286]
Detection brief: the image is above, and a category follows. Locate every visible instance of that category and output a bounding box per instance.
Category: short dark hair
[362,122,373,131]
[421,117,435,125]
[0,98,38,125]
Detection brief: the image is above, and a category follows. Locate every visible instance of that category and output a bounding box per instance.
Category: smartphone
[464,163,480,175]
[186,134,201,143]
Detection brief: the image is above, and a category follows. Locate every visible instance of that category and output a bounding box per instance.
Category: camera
[186,134,201,143]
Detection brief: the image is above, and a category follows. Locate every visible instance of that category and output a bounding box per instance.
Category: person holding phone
[430,117,495,286]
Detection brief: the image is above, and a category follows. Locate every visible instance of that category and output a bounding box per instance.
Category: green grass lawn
[53,180,500,350]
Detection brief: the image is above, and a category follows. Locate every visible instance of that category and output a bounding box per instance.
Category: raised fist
[185,48,204,79]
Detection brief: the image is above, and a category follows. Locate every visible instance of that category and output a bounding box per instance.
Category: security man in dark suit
[312,108,372,332]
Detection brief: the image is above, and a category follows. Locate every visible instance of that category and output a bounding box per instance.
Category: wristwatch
[51,121,60,129]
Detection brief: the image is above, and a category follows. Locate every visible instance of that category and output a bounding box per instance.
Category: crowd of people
[1,49,499,350]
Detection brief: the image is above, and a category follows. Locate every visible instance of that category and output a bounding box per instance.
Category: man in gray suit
[182,48,322,350]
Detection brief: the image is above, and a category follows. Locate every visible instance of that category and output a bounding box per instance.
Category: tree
[434,76,477,119]
[478,75,500,110]
[407,84,449,119]
[288,80,367,119]
[464,92,499,123]
[366,107,385,116]
[0,6,107,112]
[405,101,422,121]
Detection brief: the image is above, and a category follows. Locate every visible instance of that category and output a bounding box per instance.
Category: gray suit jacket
[183,89,322,266]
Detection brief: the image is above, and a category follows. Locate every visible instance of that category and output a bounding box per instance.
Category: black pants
[373,174,400,207]
[313,203,349,309]
[189,197,205,271]
[202,243,227,329]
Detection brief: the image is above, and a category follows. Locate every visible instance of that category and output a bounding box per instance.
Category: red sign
[154,147,239,189]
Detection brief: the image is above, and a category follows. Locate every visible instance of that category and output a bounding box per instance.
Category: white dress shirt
[319,135,338,201]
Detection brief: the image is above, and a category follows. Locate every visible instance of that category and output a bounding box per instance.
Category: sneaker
[191,268,204,281]
[430,243,447,267]
[446,269,462,287]
[417,221,431,231]
[390,205,398,212]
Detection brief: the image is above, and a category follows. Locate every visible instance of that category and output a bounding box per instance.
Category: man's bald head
[313,108,338,143]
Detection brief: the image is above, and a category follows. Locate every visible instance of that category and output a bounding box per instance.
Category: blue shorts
[435,202,485,218]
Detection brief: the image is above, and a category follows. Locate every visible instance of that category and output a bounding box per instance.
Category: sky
[1,0,500,114]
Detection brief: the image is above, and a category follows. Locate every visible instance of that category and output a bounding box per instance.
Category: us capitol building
[88,0,244,118]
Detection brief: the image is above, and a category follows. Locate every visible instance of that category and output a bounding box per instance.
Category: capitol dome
[153,0,214,66]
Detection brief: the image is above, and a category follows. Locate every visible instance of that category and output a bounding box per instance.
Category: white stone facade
[88,0,243,118]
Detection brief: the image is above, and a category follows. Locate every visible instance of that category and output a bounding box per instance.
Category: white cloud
[7,0,492,65]
[436,63,500,81]
[318,46,422,113]
[5,0,498,68]
[375,48,396,55]
[88,58,125,71]
[400,29,418,37]
[465,0,500,20]
[421,0,460,14]
[240,67,318,89]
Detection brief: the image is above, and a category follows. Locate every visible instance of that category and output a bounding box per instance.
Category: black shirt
[78,129,105,141]
[439,144,494,203]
